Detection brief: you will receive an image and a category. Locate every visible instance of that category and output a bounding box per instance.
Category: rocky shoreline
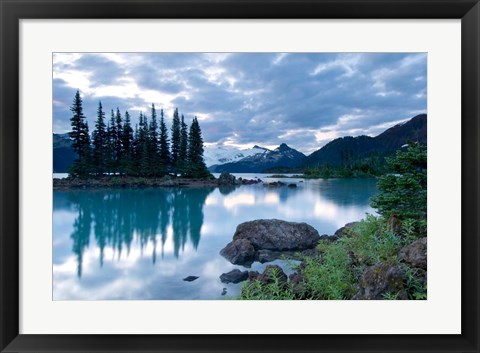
[219,218,427,300]
[53,172,262,190]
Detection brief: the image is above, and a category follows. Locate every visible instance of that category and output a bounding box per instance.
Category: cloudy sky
[53,52,427,154]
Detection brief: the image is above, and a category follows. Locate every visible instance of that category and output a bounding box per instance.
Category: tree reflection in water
[67,188,214,278]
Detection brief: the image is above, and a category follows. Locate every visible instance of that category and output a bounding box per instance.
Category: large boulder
[219,238,255,266]
[233,219,320,251]
[220,269,249,284]
[398,237,427,269]
[353,263,408,300]
[220,219,320,266]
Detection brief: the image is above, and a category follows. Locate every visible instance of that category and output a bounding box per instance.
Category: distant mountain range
[53,133,76,173]
[305,114,427,167]
[209,143,306,173]
[53,114,426,173]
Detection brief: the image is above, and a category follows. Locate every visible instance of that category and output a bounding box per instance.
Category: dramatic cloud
[53,52,427,154]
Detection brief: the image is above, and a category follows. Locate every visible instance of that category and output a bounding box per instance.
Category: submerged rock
[221,288,227,296]
[288,183,297,188]
[353,263,407,300]
[398,237,427,270]
[220,269,249,284]
[183,276,199,282]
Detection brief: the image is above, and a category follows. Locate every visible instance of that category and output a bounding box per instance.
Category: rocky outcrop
[398,237,427,270]
[220,269,249,284]
[353,263,407,300]
[218,172,237,185]
[220,219,320,266]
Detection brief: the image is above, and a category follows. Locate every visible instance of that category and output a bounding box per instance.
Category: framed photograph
[1,0,479,352]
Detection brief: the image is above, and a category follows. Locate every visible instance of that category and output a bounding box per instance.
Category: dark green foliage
[148,104,162,176]
[171,108,181,167]
[68,90,92,177]
[186,117,212,178]
[115,108,123,168]
[371,143,427,222]
[178,114,189,175]
[121,111,135,175]
[159,108,170,171]
[68,91,210,179]
[92,102,108,175]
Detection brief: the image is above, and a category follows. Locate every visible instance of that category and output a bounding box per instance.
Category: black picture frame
[1,0,479,352]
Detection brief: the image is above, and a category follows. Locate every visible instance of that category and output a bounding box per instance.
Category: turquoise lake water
[53,175,378,300]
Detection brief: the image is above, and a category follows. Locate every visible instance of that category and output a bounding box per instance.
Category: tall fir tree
[115,108,123,172]
[171,108,181,168]
[107,109,118,173]
[178,114,188,175]
[121,111,134,175]
[148,104,161,176]
[69,90,91,177]
[159,108,170,172]
[137,112,150,176]
[92,101,108,175]
[187,117,210,178]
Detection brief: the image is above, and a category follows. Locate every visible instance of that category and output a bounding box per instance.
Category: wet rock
[288,183,297,188]
[220,269,249,284]
[219,238,255,266]
[353,263,407,300]
[221,288,227,296]
[334,222,358,238]
[183,276,199,282]
[398,237,427,270]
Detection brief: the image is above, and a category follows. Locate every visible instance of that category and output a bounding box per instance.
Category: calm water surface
[53,174,378,300]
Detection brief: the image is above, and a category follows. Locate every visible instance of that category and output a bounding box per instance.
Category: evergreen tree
[137,112,150,176]
[115,108,123,172]
[171,108,181,168]
[68,90,91,177]
[371,143,427,225]
[107,110,118,173]
[92,101,108,175]
[159,108,170,172]
[178,114,188,175]
[148,104,161,176]
[121,111,134,175]
[186,117,211,178]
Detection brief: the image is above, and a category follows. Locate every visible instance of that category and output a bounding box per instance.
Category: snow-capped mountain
[203,145,269,168]
[211,143,306,173]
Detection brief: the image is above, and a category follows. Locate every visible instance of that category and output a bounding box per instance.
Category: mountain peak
[276,143,291,151]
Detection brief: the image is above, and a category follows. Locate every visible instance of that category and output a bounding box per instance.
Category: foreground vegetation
[240,143,427,300]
